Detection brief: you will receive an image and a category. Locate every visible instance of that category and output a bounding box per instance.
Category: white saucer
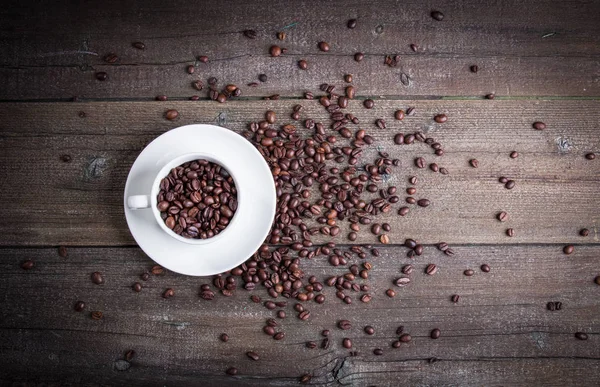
[123,124,276,276]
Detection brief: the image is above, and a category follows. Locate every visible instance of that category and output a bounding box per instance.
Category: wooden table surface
[1,1,599,386]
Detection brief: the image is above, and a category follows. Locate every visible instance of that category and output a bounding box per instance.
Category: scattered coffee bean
[364,99,374,109]
[298,60,308,70]
[104,53,118,63]
[277,31,286,40]
[132,282,142,292]
[21,260,34,270]
[354,52,364,62]
[430,328,441,339]
[347,19,357,29]
[417,199,430,207]
[505,180,515,189]
[342,338,352,349]
[547,301,562,311]
[464,269,474,276]
[318,42,330,52]
[163,288,175,298]
[394,110,405,120]
[481,264,490,273]
[580,228,589,237]
[91,272,104,285]
[124,350,135,361]
[425,264,438,275]
[585,152,596,160]
[575,332,588,340]
[399,334,411,343]
[497,212,508,222]
[470,65,478,73]
[270,46,282,57]
[415,157,425,168]
[451,295,460,303]
[510,151,519,159]
[485,93,495,100]
[74,301,85,312]
[386,288,396,297]
[132,42,146,50]
[469,159,479,168]
[364,326,375,335]
[197,55,208,63]
[595,276,600,286]
[532,121,546,130]
[563,245,574,255]
[273,332,285,340]
[226,367,238,375]
[95,72,108,81]
[379,234,390,244]
[410,43,418,52]
[60,154,72,163]
[246,351,259,361]
[91,311,103,320]
[165,109,179,120]
[506,228,515,237]
[434,114,447,123]
[344,74,353,83]
[220,333,229,342]
[151,265,164,275]
[300,374,312,384]
[338,320,352,330]
[431,11,444,21]
[373,348,383,355]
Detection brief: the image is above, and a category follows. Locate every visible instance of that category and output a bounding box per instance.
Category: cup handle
[127,195,151,209]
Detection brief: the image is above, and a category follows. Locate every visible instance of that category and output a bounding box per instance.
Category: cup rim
[150,152,241,245]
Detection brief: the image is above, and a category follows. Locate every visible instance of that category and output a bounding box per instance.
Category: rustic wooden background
[1,0,599,386]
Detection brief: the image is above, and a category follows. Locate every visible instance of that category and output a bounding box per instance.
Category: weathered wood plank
[1,245,599,385]
[1,0,599,99]
[0,100,598,246]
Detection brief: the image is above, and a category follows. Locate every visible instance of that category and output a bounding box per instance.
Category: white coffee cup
[126,152,241,245]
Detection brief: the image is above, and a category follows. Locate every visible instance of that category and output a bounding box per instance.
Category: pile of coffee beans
[156,159,237,239]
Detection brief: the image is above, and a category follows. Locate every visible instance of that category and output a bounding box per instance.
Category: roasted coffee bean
[132,42,146,49]
[347,19,357,28]
[505,180,515,189]
[431,10,444,21]
[399,334,411,342]
[373,348,383,356]
[103,53,118,63]
[430,328,441,339]
[270,45,282,57]
[497,211,508,222]
[346,86,356,99]
[354,52,364,62]
[141,272,150,281]
[91,311,103,320]
[165,109,179,120]
[563,245,574,255]
[306,341,317,349]
[364,326,375,335]
[74,301,85,312]
[363,99,374,109]
[434,114,447,123]
[532,121,546,130]
[379,234,390,244]
[464,269,474,276]
[132,282,142,292]
[575,332,588,340]
[298,60,308,70]
[425,264,438,275]
[375,119,386,129]
[415,157,425,168]
[469,159,479,168]
[220,333,229,342]
[499,176,508,184]
[163,288,175,298]
[21,260,34,270]
[394,277,410,287]
[402,265,414,275]
[300,374,312,384]
[152,265,164,275]
[342,338,353,349]
[360,294,372,303]
[506,228,515,237]
[246,351,259,361]
[60,154,72,163]
[451,294,460,303]
[344,74,353,83]
[580,228,590,237]
[470,64,478,73]
[338,320,352,330]
[318,42,330,52]
[585,152,596,160]
[91,272,104,285]
[481,264,491,273]
[394,133,405,144]
[595,276,600,286]
[192,80,203,90]
[197,55,208,63]
[398,207,409,216]
[394,110,405,120]
[95,72,107,81]
[429,163,439,172]
[386,288,396,297]
[485,93,495,99]
[510,151,519,158]
[276,31,286,40]
[547,301,562,311]
[226,367,238,376]
[417,199,430,207]
[273,332,285,340]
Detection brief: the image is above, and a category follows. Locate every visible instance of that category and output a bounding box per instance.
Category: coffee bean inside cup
[156,159,237,239]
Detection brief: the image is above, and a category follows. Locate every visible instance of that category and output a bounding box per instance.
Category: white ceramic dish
[123,124,276,276]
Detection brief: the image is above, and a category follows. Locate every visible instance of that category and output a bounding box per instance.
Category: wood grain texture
[1,0,599,99]
[0,100,598,246]
[1,246,599,386]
